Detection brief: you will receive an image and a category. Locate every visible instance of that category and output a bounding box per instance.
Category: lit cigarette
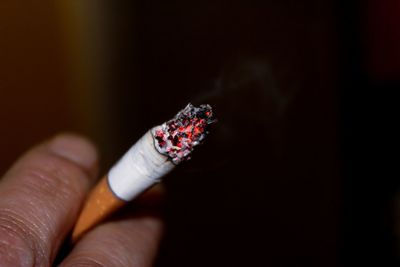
[72,103,216,242]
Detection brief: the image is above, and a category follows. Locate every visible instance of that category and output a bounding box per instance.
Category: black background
[103,0,398,266]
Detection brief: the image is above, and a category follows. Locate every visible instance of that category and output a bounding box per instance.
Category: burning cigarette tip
[152,103,216,164]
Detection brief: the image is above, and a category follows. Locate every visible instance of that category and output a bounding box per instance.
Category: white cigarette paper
[108,129,174,201]
[107,103,215,201]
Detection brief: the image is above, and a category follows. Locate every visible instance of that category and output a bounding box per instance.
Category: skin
[0,134,163,267]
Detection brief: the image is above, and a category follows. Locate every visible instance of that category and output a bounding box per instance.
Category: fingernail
[49,133,98,172]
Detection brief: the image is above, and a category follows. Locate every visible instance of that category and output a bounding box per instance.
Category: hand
[0,134,163,267]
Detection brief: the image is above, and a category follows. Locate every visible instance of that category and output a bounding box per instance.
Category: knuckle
[0,208,49,266]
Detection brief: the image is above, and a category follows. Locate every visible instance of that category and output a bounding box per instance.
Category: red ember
[152,103,216,164]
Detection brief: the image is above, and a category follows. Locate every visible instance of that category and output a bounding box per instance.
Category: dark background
[339,1,400,267]
[1,0,399,266]
[110,1,338,266]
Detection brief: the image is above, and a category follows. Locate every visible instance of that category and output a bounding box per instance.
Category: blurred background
[0,0,399,266]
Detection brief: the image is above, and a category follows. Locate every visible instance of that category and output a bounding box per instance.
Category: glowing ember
[152,103,216,164]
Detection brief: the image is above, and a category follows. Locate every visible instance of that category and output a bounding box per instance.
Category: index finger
[0,134,98,266]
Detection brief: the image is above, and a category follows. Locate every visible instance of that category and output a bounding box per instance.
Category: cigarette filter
[72,103,215,242]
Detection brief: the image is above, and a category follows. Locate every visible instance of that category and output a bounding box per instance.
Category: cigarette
[72,103,216,242]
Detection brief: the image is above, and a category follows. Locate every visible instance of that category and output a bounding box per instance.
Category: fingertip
[48,133,98,176]
[136,184,166,206]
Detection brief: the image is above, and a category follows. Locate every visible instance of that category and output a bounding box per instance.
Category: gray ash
[152,103,216,164]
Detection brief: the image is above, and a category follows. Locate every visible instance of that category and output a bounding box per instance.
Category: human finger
[0,134,98,266]
[60,214,163,267]
[60,184,165,267]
